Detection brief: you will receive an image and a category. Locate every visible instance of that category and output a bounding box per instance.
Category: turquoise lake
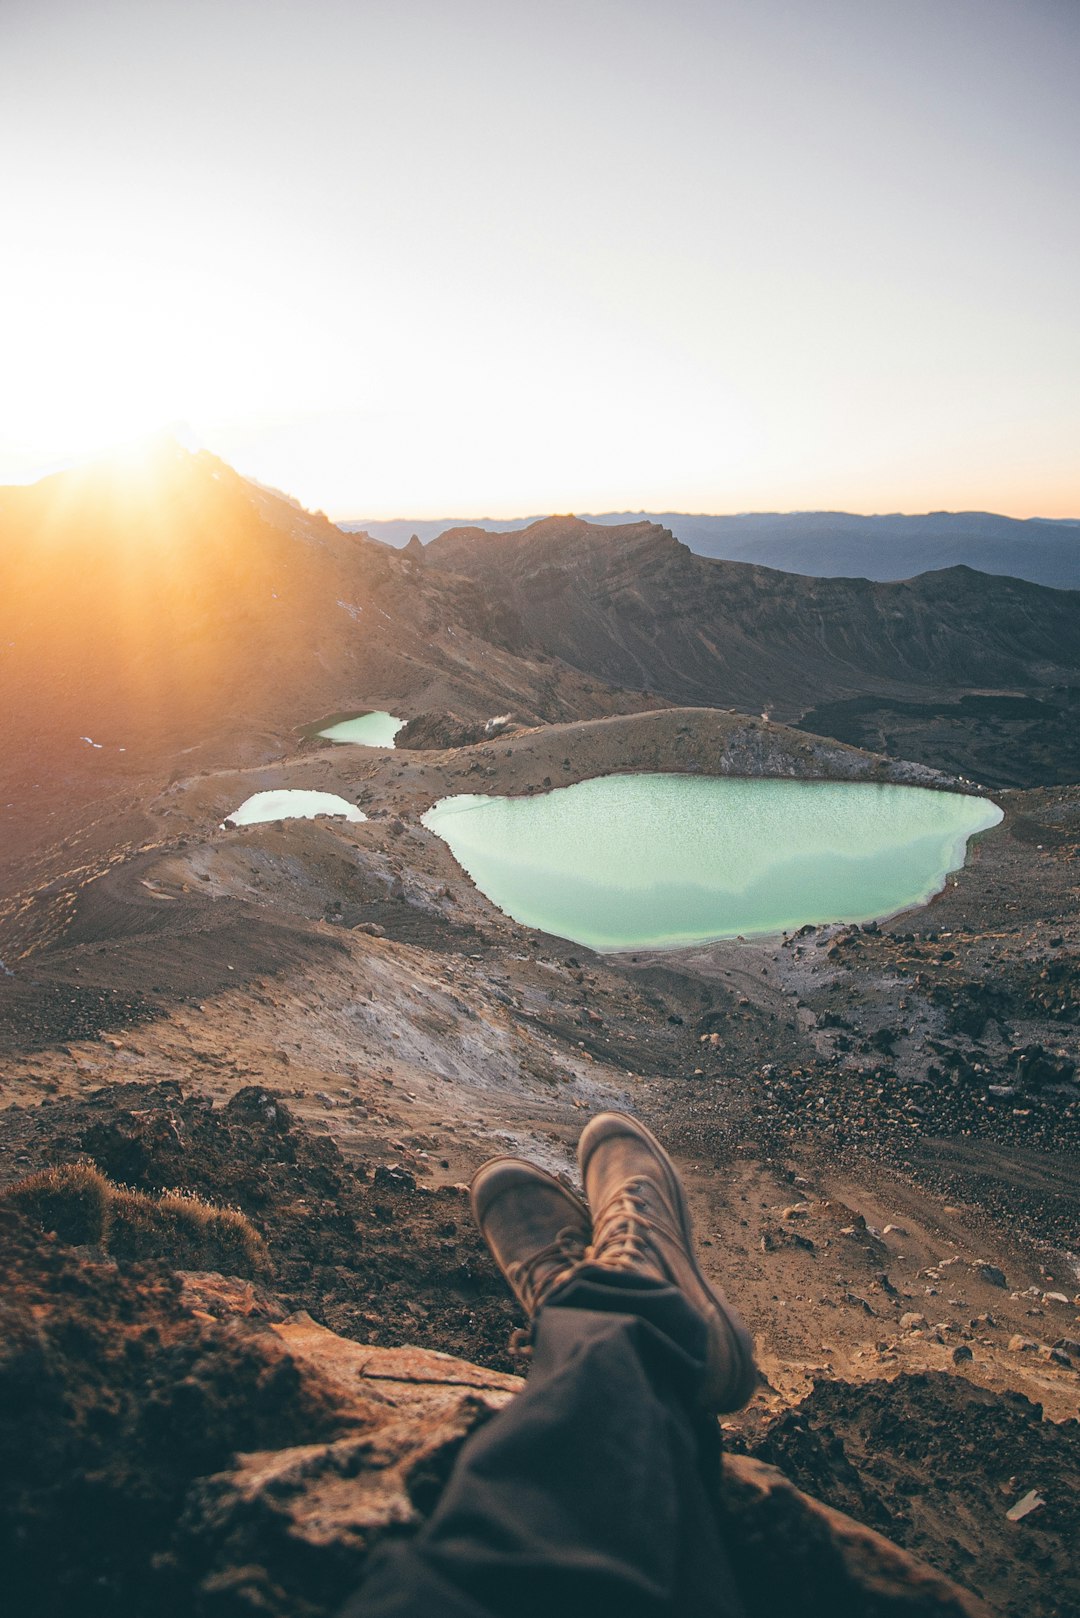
[421,775,1003,951]
[318,711,405,747]
[225,790,366,826]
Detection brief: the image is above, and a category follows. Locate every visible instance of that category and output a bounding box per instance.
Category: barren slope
[0,450,657,887]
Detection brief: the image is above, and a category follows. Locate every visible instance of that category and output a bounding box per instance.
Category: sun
[0,240,302,483]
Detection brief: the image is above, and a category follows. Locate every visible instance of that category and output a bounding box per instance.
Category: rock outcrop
[1,1201,990,1618]
[182,1304,991,1618]
[170,1292,990,1618]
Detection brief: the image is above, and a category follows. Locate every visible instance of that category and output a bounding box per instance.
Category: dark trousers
[341,1268,746,1618]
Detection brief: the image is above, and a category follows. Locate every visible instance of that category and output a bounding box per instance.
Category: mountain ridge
[344,508,1080,590]
[423,515,1080,715]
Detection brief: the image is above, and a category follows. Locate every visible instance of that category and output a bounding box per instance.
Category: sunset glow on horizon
[2,0,1077,522]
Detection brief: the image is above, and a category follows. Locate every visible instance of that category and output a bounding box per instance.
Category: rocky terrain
[796,693,1080,790]
[2,451,1078,1616]
[1,1186,1008,1618]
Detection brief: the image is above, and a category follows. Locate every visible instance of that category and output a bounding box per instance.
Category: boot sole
[578,1111,757,1411]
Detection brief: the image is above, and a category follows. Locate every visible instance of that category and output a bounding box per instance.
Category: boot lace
[505,1224,587,1317]
[588,1177,682,1270]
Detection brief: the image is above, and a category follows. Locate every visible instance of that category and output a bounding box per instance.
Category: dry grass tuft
[4,1162,269,1276]
[4,1161,113,1246]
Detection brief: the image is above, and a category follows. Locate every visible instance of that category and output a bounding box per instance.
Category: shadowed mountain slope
[423,516,1080,719]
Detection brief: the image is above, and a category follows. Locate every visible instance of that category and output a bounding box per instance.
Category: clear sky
[2,0,1077,518]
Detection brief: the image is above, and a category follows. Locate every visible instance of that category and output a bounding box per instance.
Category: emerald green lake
[421,775,1003,951]
[224,790,366,827]
[317,711,404,747]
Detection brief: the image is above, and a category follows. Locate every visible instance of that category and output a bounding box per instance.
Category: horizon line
[335,506,1080,527]
[3,440,1076,527]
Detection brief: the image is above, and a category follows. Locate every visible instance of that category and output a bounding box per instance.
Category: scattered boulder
[1040,1346,1073,1368]
[1005,1489,1046,1523]
[374,1163,417,1192]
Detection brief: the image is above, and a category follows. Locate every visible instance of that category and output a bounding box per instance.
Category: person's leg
[339,1118,755,1618]
[344,1274,745,1618]
[578,1111,757,1412]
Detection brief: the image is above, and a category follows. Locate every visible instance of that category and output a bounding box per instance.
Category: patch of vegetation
[3,1162,268,1276]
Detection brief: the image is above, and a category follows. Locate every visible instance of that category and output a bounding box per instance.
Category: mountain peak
[426,513,682,574]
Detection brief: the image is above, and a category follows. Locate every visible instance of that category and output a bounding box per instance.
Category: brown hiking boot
[470,1157,590,1322]
[578,1111,757,1411]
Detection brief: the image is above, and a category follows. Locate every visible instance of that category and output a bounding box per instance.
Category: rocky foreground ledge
[1,1208,988,1618]
[2,1086,1077,1618]
[187,1297,992,1618]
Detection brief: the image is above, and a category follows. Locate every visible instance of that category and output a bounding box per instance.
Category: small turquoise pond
[318,711,405,747]
[224,790,367,827]
[421,775,1003,951]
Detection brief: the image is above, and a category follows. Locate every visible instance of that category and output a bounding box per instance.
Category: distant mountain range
[342,510,1080,591]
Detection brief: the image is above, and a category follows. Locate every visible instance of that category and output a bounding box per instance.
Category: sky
[2,0,1077,519]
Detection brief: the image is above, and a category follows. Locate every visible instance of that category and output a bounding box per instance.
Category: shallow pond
[224,790,366,827]
[421,774,1003,951]
[317,711,405,747]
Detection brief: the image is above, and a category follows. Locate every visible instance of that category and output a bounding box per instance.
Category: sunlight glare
[0,236,345,477]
